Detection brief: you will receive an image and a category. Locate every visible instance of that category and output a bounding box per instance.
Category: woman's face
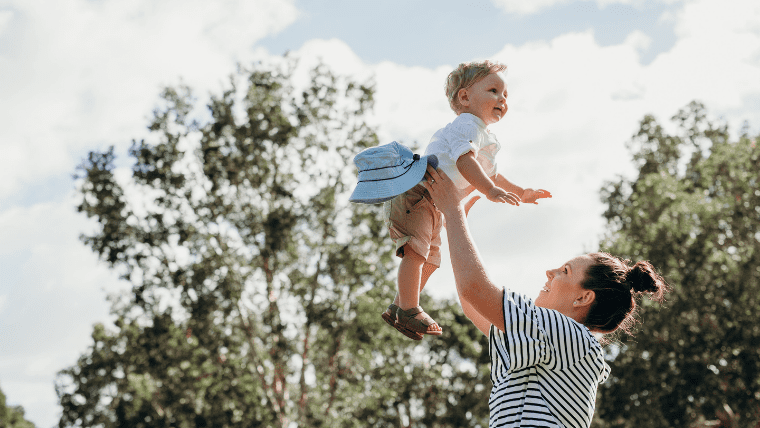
[535,254,595,317]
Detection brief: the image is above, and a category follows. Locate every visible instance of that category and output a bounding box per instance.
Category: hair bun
[624,261,666,301]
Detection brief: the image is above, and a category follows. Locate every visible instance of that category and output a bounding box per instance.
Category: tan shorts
[383,184,443,267]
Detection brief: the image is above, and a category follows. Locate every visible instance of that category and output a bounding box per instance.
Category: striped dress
[488,290,611,428]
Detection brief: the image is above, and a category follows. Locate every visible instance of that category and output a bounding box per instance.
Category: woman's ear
[576,290,595,308]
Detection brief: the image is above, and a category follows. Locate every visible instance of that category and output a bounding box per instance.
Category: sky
[0,0,758,426]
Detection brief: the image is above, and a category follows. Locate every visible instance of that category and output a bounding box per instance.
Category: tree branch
[323,331,344,416]
[298,252,324,420]
[237,303,285,427]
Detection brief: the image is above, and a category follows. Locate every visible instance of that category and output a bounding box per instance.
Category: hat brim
[349,155,438,204]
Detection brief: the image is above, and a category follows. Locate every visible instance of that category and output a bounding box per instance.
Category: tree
[592,101,760,427]
[56,59,491,428]
[0,382,36,428]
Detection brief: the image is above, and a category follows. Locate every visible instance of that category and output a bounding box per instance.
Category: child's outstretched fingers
[488,187,519,205]
[522,188,551,204]
[505,192,521,206]
[532,190,552,204]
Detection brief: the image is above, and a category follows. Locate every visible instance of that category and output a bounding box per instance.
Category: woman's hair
[445,60,508,114]
[581,252,670,338]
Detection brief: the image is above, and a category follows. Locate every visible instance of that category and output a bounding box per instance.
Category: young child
[381,60,551,340]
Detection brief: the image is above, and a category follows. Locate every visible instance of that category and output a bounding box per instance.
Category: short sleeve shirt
[488,290,611,428]
[424,113,500,189]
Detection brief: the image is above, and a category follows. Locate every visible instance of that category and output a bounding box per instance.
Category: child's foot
[396,306,442,337]
[382,304,423,340]
[381,304,398,327]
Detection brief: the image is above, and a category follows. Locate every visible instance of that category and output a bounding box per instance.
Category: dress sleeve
[489,290,598,375]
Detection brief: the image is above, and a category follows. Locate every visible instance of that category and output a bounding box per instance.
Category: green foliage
[0,383,35,428]
[593,101,760,427]
[57,59,491,427]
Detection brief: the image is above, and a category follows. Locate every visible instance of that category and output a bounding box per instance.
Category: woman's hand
[423,165,481,216]
[464,195,481,217]
[422,165,468,217]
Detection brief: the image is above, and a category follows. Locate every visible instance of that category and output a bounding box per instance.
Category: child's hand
[486,187,520,206]
[522,188,552,204]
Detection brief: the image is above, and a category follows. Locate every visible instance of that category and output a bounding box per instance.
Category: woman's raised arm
[422,166,506,333]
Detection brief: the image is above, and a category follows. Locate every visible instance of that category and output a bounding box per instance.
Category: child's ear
[457,88,470,107]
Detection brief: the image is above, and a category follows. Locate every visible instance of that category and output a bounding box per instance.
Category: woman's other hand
[464,195,481,217]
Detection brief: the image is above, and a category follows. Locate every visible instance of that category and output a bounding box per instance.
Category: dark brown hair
[581,252,669,338]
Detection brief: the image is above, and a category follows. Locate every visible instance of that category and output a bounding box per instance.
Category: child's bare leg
[392,262,437,306]
[395,250,441,331]
[397,247,425,311]
[420,262,437,290]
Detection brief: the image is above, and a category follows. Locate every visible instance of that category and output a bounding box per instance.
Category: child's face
[457,72,508,126]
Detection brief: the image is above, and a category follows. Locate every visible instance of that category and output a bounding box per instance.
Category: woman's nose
[546,270,553,279]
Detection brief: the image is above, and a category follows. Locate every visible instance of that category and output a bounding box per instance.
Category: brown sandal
[381,304,423,340]
[381,304,398,327]
[395,306,442,337]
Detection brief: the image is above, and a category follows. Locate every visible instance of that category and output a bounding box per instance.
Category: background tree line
[49,58,758,427]
[593,102,760,427]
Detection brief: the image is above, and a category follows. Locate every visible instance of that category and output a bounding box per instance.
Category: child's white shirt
[424,113,501,189]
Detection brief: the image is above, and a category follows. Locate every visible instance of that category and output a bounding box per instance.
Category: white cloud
[491,0,575,15]
[0,0,298,200]
[373,62,456,148]
[624,30,653,55]
[0,9,12,32]
[641,0,760,129]
[490,0,681,15]
[675,0,760,38]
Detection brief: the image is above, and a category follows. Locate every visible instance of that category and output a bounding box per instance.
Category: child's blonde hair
[445,60,508,113]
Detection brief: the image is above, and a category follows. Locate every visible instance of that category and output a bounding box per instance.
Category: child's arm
[456,152,520,205]
[492,174,524,197]
[493,174,552,204]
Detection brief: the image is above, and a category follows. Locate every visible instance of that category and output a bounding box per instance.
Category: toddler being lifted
[352,60,551,340]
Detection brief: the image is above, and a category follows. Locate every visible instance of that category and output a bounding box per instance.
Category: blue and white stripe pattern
[488,290,611,428]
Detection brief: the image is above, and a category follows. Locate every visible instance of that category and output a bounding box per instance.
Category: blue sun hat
[349,141,438,204]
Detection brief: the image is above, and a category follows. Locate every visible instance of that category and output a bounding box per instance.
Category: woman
[422,166,669,428]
